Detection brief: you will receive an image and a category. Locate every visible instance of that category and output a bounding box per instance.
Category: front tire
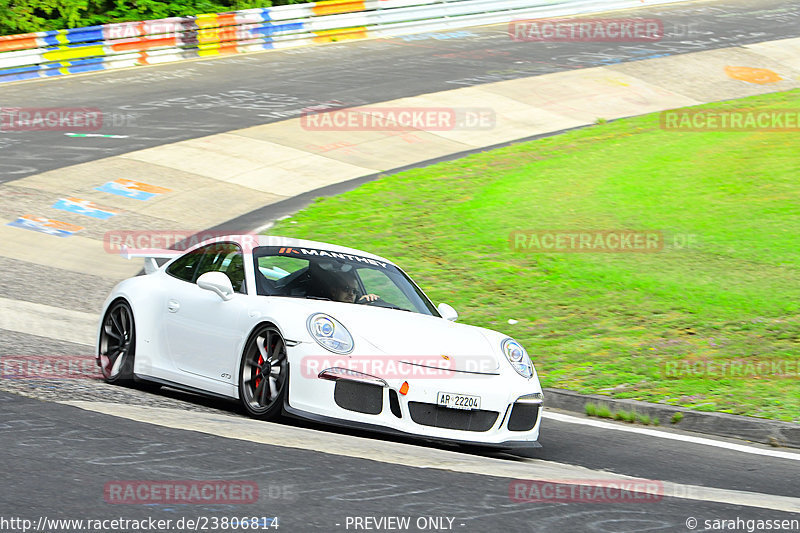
[98,300,136,384]
[239,325,288,420]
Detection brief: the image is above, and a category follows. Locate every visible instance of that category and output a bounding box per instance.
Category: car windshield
[252,246,438,316]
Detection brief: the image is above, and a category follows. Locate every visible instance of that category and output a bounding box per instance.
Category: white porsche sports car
[97,235,544,452]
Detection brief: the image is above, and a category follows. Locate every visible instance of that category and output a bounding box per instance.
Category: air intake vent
[507,403,540,431]
[334,380,383,415]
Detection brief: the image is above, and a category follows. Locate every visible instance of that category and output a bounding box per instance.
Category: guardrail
[0,0,689,84]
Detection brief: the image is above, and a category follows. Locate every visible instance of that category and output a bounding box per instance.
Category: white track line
[544,411,800,461]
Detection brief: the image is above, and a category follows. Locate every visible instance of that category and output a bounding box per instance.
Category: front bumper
[287,342,544,450]
[282,401,542,455]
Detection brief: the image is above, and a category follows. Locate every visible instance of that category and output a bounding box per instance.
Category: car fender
[96,272,172,376]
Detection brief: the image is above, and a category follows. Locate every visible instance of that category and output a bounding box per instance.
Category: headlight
[502,338,533,379]
[307,313,354,354]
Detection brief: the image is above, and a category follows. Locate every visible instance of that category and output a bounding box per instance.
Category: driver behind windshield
[328,271,379,304]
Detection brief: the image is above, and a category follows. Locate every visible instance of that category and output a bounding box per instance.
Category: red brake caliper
[254,351,264,390]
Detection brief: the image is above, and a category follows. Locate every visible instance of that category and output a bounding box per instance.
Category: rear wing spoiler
[120,245,177,274]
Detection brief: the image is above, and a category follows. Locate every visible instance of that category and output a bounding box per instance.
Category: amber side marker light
[399,381,409,395]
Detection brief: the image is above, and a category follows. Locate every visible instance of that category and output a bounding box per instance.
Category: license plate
[437,392,481,410]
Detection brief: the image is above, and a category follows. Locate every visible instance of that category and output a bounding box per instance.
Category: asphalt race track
[1,0,800,531]
[1,0,800,182]
[2,391,799,532]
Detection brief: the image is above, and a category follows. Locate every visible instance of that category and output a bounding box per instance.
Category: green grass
[269,90,800,423]
[613,409,633,423]
[583,403,658,425]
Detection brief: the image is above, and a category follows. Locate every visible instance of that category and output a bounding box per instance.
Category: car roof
[211,234,397,266]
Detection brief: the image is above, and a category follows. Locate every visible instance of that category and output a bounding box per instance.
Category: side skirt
[134,373,237,402]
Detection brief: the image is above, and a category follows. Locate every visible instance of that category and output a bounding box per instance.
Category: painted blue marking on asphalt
[95,182,156,200]
[6,217,78,237]
[52,198,117,219]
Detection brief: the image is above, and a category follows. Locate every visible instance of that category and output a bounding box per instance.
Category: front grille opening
[389,389,402,418]
[408,402,498,432]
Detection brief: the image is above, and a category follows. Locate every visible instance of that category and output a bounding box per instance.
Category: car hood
[306,302,501,373]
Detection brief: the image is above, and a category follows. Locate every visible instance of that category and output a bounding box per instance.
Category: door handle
[167,299,180,313]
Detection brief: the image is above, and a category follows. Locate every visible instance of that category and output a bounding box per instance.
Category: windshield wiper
[372,302,411,311]
[305,296,332,301]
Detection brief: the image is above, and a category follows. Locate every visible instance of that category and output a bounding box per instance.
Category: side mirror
[437,303,458,321]
[197,272,234,301]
